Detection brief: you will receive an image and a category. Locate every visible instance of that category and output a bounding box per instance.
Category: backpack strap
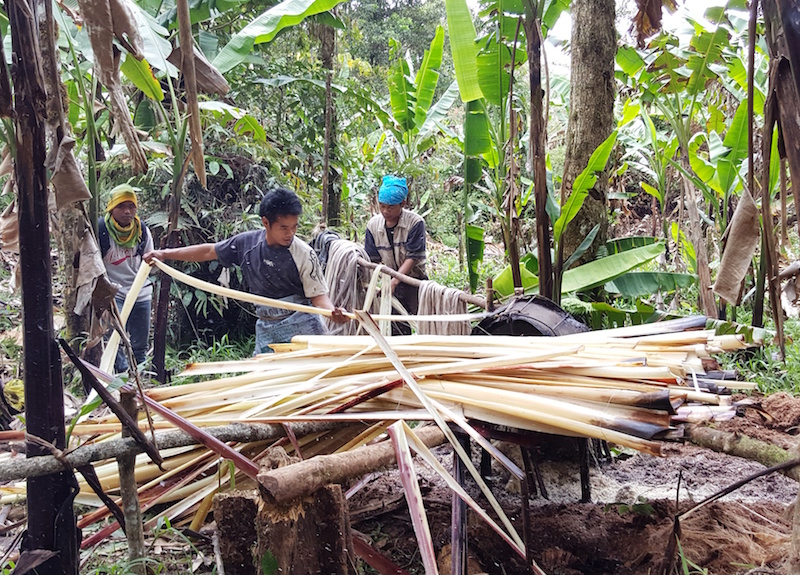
[98,218,111,258]
[136,226,149,258]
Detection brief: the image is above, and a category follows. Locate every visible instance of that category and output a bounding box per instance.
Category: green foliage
[492,242,665,298]
[261,550,279,575]
[166,334,255,384]
[603,496,655,517]
[213,0,348,73]
[676,538,709,575]
[726,318,800,395]
[85,558,166,574]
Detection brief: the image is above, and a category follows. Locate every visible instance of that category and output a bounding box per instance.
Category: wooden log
[258,425,446,504]
[685,424,800,482]
[119,389,145,574]
[0,422,341,482]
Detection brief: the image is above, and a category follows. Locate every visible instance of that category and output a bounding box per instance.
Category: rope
[417,280,472,335]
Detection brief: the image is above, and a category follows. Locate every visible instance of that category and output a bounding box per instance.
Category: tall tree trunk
[523,7,553,301]
[318,23,339,226]
[9,0,79,571]
[559,0,615,268]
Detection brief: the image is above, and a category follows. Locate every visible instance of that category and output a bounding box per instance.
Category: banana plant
[616,2,748,317]
[385,25,456,167]
[618,101,679,239]
[445,0,569,293]
[212,0,348,74]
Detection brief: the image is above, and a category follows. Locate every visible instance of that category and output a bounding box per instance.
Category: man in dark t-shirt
[144,188,347,353]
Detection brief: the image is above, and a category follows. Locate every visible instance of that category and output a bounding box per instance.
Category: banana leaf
[616,46,645,77]
[560,242,665,294]
[419,81,460,139]
[605,272,696,297]
[444,0,482,102]
[213,0,346,73]
[475,36,525,107]
[388,39,417,135]
[686,27,730,95]
[464,99,491,159]
[120,55,163,102]
[553,130,618,242]
[413,26,445,130]
[541,0,571,38]
[492,243,665,297]
[576,301,670,330]
[466,223,485,294]
[492,255,539,297]
[606,236,659,255]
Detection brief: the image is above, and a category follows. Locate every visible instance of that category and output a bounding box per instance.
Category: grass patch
[725,317,800,394]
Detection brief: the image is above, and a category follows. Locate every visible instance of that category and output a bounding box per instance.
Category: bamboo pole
[356,257,487,309]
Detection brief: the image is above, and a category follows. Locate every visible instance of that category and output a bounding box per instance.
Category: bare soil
[348,392,800,575]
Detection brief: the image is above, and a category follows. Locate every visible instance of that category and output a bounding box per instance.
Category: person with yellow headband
[99,184,154,372]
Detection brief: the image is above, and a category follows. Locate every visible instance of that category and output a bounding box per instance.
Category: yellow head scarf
[104,184,142,248]
[106,184,139,212]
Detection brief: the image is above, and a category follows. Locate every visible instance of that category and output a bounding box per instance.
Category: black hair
[259,187,303,223]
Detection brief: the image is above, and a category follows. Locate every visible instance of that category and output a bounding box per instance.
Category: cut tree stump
[214,443,357,575]
[256,484,354,575]
[213,491,260,575]
[213,486,355,575]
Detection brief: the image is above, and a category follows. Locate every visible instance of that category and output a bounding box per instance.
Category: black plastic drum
[472,295,589,337]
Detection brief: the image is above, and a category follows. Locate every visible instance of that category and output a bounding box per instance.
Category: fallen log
[685,424,800,482]
[258,425,446,504]
[0,422,341,482]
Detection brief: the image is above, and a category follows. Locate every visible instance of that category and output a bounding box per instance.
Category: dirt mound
[349,392,800,575]
[715,393,800,449]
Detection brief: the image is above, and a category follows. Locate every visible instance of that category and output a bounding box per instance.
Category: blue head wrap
[378,175,408,205]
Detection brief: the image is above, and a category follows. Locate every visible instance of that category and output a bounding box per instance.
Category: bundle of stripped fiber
[0,317,757,545]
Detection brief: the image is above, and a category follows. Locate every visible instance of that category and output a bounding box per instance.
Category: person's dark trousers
[392,283,419,336]
[114,295,152,372]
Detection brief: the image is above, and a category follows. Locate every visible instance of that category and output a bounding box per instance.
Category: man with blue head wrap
[365,175,428,335]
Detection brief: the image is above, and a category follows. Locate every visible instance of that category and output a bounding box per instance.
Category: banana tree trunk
[523,9,552,300]
[177,0,206,189]
[679,153,717,318]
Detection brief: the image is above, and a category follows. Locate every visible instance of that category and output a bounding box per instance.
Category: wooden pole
[9,0,78,570]
[119,390,145,574]
[357,258,487,309]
